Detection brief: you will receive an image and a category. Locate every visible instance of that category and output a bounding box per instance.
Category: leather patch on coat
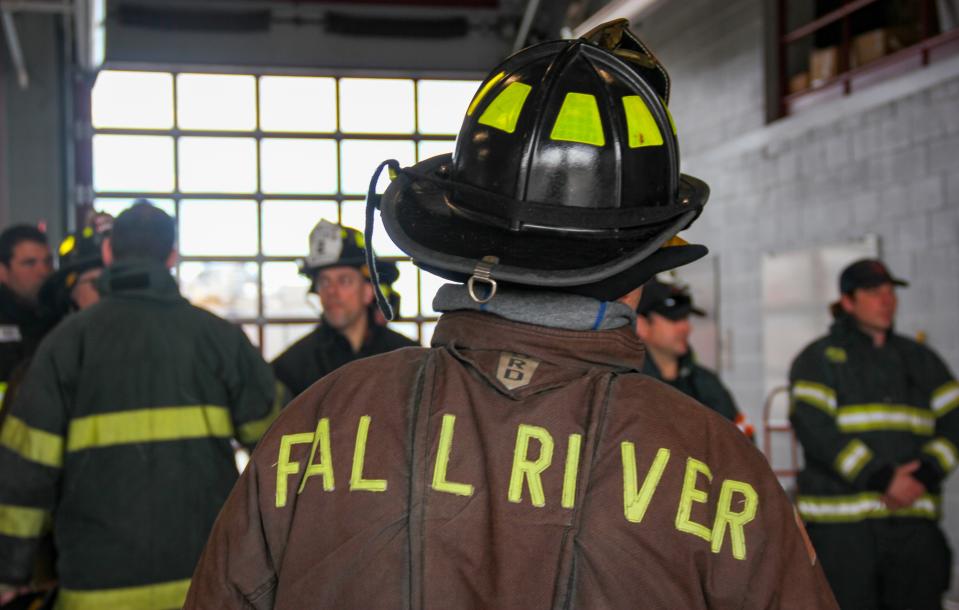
[496,352,541,390]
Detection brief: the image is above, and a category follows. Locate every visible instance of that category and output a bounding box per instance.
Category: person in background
[271,220,417,398]
[0,225,53,408]
[790,258,958,610]
[185,21,836,609]
[0,201,279,609]
[635,278,753,438]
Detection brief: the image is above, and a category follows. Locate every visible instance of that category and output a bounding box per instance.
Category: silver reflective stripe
[932,381,959,417]
[835,439,872,480]
[923,437,959,473]
[797,493,940,523]
[836,404,934,435]
[793,381,837,414]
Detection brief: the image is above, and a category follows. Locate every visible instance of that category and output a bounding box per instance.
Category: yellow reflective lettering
[508,424,554,507]
[675,457,713,541]
[297,418,335,495]
[561,433,582,509]
[431,414,474,497]
[711,479,758,560]
[276,432,314,508]
[350,416,388,493]
[622,443,671,523]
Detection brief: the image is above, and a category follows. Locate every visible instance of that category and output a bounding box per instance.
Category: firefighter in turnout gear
[790,258,957,610]
[636,278,753,438]
[270,220,417,398]
[0,202,279,609]
[186,21,837,609]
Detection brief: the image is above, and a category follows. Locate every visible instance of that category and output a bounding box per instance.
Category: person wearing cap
[271,220,417,398]
[0,201,280,609]
[186,21,836,609]
[635,278,753,437]
[789,258,958,609]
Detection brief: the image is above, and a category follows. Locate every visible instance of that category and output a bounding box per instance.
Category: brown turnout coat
[187,311,837,609]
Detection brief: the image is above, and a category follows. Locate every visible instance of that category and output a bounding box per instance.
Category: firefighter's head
[369,19,709,315]
[635,279,704,358]
[838,259,907,333]
[0,224,53,304]
[106,201,176,268]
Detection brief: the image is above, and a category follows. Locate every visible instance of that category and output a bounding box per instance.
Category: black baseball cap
[636,278,705,321]
[839,259,908,295]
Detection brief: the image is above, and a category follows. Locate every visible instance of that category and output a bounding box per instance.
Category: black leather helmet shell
[377,21,709,300]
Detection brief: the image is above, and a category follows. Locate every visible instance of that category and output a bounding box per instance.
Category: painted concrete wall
[632,0,959,595]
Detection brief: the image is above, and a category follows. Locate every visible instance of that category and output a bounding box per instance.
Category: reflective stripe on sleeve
[56,578,191,610]
[792,381,837,415]
[797,493,940,523]
[932,381,959,418]
[922,437,959,473]
[66,406,234,452]
[0,415,64,467]
[836,404,935,435]
[0,503,51,539]
[236,386,284,445]
[834,439,872,481]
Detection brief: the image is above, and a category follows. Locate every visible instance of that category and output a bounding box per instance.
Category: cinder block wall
[632,0,959,590]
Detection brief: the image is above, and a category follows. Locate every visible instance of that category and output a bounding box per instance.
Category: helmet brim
[380,153,709,291]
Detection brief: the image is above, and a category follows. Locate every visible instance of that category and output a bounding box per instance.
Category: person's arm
[789,347,893,492]
[914,351,959,490]
[226,326,281,449]
[0,341,68,586]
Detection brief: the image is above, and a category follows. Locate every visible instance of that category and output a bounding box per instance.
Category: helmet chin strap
[365,159,401,321]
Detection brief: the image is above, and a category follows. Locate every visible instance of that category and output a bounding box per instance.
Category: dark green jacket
[789,314,959,524]
[0,284,53,411]
[272,316,417,398]
[642,350,741,423]
[0,261,278,609]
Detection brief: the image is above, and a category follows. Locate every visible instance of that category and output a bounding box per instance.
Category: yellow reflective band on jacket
[922,437,959,473]
[622,95,664,148]
[0,503,51,539]
[66,406,234,452]
[550,92,605,146]
[478,81,532,134]
[467,71,506,116]
[0,415,64,468]
[0,380,7,406]
[932,381,959,417]
[836,404,935,435]
[236,387,284,445]
[791,380,837,415]
[56,578,191,610]
[797,493,940,523]
[834,439,872,481]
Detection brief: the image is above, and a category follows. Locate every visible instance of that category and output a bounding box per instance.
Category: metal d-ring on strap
[467,255,499,304]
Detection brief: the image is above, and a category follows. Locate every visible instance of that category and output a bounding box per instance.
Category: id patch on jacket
[496,352,541,390]
[825,346,847,363]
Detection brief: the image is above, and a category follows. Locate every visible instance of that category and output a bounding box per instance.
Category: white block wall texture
[631,0,959,593]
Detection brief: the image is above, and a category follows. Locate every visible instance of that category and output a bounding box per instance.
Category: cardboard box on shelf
[850,26,922,68]
[810,46,838,87]
[788,72,811,94]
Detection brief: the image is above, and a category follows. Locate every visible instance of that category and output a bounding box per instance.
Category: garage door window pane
[180,261,258,319]
[339,78,414,134]
[94,198,175,217]
[417,140,455,162]
[178,137,257,193]
[260,76,336,133]
[92,71,173,129]
[340,202,403,257]
[417,80,479,135]
[261,200,338,257]
[177,74,256,131]
[260,139,338,195]
[93,135,175,193]
[340,139,415,195]
[263,262,316,319]
[179,200,258,256]
[264,323,315,362]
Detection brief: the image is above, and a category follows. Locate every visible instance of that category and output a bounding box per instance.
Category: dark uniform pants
[807,518,951,610]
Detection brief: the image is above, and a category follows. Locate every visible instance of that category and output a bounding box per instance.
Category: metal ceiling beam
[572,0,665,37]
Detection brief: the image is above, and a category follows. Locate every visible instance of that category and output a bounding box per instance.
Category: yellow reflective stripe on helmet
[621,95,664,148]
[57,578,191,610]
[923,437,959,473]
[66,406,234,452]
[791,380,837,415]
[478,81,532,134]
[932,380,959,417]
[836,404,935,435]
[59,235,76,256]
[549,92,605,146]
[467,71,506,116]
[0,415,64,468]
[797,492,940,523]
[834,439,872,481]
[0,503,51,539]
